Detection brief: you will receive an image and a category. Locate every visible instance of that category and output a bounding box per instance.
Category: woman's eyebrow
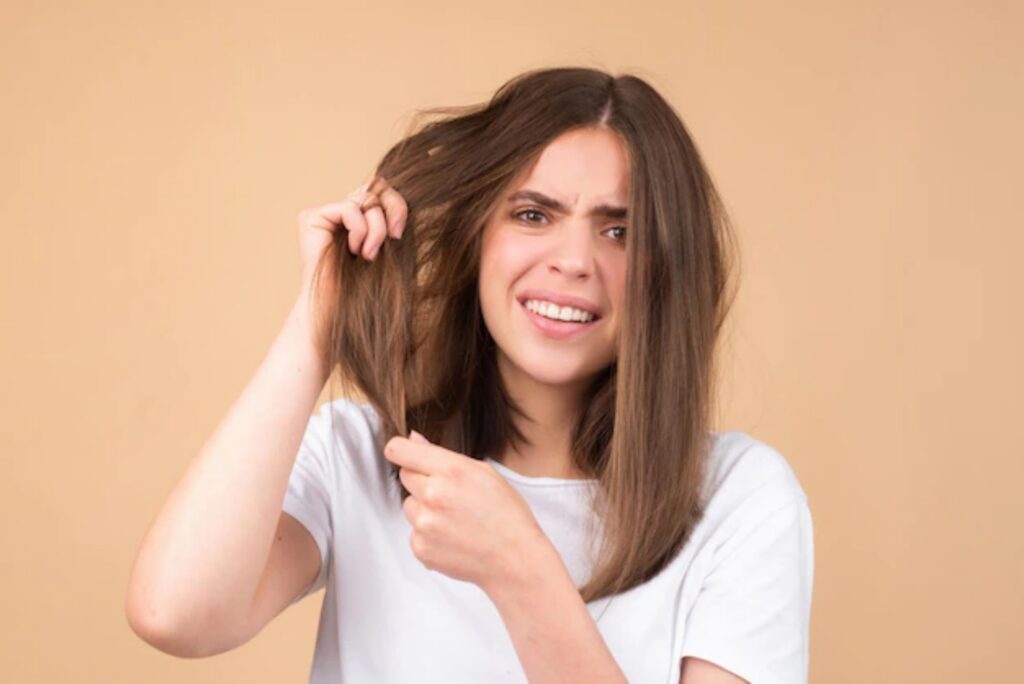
[507,189,628,219]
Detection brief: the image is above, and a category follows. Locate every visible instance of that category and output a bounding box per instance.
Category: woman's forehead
[507,130,630,206]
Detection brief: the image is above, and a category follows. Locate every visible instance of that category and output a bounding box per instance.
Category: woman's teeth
[524,299,596,323]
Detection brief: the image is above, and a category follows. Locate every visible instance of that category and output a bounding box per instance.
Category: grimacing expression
[478,126,629,389]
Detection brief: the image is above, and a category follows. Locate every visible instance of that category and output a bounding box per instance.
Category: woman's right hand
[296,174,408,287]
[295,174,408,347]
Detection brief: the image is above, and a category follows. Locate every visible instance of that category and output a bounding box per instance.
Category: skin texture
[478,125,630,480]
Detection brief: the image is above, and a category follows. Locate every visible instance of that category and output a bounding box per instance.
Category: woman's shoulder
[702,430,809,519]
[316,395,383,430]
[303,397,391,495]
[307,396,382,447]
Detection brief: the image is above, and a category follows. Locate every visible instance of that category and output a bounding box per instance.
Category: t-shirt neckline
[483,456,598,487]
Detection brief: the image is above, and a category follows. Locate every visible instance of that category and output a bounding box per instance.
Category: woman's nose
[548,221,596,278]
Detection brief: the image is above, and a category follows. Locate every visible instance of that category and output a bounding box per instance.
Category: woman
[126,66,814,684]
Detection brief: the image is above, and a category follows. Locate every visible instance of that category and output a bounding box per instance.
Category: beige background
[2,1,1021,681]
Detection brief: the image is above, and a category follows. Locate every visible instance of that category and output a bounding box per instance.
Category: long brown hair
[307,66,739,603]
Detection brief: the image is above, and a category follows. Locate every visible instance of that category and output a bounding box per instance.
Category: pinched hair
[308,66,739,603]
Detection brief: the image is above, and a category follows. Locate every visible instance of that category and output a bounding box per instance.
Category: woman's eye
[606,226,627,243]
[514,208,547,224]
[514,210,626,244]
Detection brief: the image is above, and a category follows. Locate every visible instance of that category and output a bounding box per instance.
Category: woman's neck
[493,352,592,480]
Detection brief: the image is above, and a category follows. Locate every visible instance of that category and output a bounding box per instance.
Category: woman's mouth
[519,299,601,340]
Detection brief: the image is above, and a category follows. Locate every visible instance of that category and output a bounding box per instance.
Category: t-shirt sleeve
[281,401,337,605]
[679,490,815,683]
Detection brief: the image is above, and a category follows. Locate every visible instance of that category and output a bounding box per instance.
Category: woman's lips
[519,300,600,340]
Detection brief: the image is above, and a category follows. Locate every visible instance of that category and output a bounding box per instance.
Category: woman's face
[478,126,629,391]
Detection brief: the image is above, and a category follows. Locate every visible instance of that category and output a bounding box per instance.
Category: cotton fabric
[282,398,814,683]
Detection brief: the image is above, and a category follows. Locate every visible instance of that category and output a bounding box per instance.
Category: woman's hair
[308,65,740,603]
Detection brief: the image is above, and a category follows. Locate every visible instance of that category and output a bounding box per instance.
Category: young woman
[126,67,814,684]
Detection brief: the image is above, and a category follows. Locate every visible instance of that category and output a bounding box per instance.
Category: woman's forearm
[485,536,629,684]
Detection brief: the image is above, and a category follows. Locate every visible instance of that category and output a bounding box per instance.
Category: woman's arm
[484,537,629,684]
[488,549,750,684]
[124,283,329,655]
[681,657,748,683]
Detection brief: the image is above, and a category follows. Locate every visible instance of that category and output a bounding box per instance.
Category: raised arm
[123,276,331,656]
[124,177,407,657]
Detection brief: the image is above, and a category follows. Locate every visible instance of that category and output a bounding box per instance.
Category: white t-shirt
[282,398,814,683]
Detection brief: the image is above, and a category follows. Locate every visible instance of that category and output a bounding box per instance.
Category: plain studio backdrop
[1,1,1021,682]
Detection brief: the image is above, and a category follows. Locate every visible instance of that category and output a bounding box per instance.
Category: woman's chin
[517,360,600,388]
[496,346,607,389]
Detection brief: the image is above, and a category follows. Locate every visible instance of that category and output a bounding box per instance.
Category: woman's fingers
[300,174,408,263]
[361,204,388,260]
[302,203,346,231]
[376,183,408,239]
[336,197,370,256]
[357,176,408,258]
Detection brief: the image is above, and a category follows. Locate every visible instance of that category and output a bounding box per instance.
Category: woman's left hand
[383,430,548,595]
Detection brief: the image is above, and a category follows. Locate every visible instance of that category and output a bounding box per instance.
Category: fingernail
[367,244,380,259]
[394,219,405,239]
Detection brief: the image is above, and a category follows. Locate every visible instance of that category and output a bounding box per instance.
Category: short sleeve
[680,493,815,683]
[282,402,336,605]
